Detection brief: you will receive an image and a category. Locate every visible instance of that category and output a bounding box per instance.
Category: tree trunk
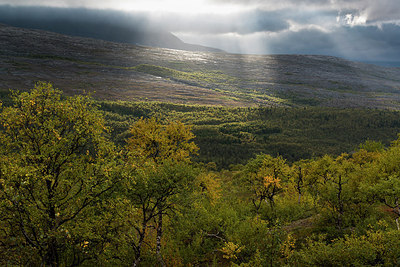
[156,211,166,267]
[394,206,400,231]
[252,198,263,213]
[45,237,59,267]
[297,167,303,204]
[336,175,344,229]
[45,179,59,267]
[133,223,147,267]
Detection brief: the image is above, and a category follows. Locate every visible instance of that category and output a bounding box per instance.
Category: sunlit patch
[337,13,367,26]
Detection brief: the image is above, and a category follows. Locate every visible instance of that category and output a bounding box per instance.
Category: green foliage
[119,117,200,265]
[227,217,287,266]
[3,83,400,266]
[127,117,198,163]
[238,154,290,213]
[99,101,400,168]
[0,82,116,266]
[290,228,400,266]
[115,159,197,265]
[359,140,385,152]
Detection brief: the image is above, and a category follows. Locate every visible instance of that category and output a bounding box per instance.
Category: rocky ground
[1,24,400,108]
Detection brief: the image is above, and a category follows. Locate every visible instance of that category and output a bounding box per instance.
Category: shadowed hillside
[0,5,222,53]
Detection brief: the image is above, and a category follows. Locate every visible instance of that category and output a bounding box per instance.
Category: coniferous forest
[2,82,400,266]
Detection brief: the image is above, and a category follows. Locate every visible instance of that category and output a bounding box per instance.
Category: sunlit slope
[1,24,400,108]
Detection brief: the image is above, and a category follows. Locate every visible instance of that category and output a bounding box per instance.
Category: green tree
[365,136,400,230]
[0,82,116,266]
[290,160,312,204]
[123,117,198,266]
[289,228,400,266]
[127,117,198,164]
[240,154,289,213]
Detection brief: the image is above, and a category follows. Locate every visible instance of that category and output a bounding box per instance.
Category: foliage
[99,100,400,168]
[239,154,289,212]
[122,117,199,266]
[0,82,116,266]
[289,228,400,266]
[127,117,198,164]
[2,83,400,266]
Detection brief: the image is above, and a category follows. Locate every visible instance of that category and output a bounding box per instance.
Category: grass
[132,64,237,86]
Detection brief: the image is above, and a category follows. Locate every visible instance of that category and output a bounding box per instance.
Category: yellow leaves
[220,241,244,260]
[102,166,113,177]
[52,129,61,140]
[198,173,221,205]
[127,117,198,164]
[281,233,296,259]
[263,175,281,189]
[64,229,71,238]
[352,149,381,165]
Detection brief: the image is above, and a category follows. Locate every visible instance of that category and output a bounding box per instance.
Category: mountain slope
[0,5,222,53]
[1,24,400,108]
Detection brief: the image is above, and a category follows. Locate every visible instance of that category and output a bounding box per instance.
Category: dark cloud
[335,24,400,60]
[266,29,335,55]
[0,5,150,31]
[177,21,400,62]
[0,5,190,49]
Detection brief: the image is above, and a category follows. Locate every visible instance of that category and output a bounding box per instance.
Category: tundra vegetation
[1,83,400,266]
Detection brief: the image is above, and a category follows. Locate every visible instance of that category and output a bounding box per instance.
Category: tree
[316,154,356,230]
[365,137,400,230]
[302,155,334,206]
[123,117,198,266]
[0,82,116,266]
[240,154,289,213]
[127,117,198,164]
[290,160,310,204]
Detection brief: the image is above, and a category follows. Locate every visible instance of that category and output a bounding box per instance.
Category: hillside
[0,5,222,53]
[2,24,400,108]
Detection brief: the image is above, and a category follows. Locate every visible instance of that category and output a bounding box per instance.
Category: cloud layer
[1,0,399,63]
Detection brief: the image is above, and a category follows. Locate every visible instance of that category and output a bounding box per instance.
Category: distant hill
[1,23,400,109]
[0,5,223,53]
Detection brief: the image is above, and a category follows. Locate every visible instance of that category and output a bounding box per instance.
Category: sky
[2,0,400,64]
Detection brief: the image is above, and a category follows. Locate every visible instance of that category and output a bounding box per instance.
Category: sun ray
[117,0,243,14]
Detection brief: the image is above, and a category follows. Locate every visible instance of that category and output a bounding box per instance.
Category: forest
[1,82,400,266]
[99,99,400,169]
